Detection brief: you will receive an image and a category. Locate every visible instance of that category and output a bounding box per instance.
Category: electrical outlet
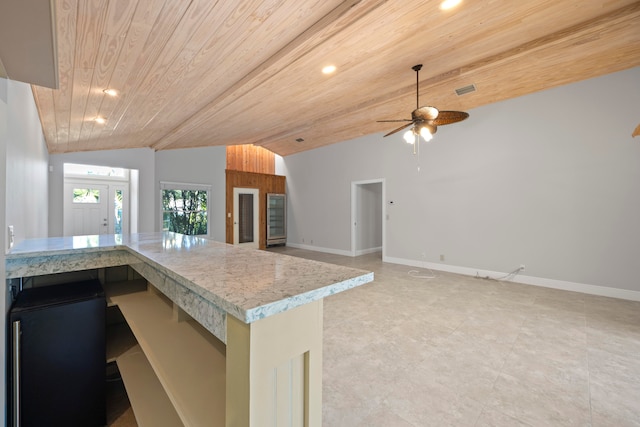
[440,254,445,262]
[520,264,525,271]
[310,239,314,245]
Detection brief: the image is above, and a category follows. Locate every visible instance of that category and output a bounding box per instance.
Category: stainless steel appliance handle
[13,320,21,427]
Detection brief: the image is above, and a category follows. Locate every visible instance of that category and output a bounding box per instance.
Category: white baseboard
[285,242,353,257]
[355,246,382,256]
[383,255,640,302]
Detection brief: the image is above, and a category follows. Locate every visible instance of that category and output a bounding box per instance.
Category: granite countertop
[6,232,374,323]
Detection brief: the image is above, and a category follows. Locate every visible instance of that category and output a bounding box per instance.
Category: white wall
[48,148,156,236]
[5,81,49,242]
[0,74,7,427]
[49,147,227,240]
[155,146,227,242]
[1,78,50,423]
[282,67,640,296]
[275,153,286,176]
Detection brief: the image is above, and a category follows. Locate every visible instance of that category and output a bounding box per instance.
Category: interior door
[233,188,260,248]
[63,184,109,236]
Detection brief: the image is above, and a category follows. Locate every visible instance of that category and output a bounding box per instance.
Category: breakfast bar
[6,232,374,427]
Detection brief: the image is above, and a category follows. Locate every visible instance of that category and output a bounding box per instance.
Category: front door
[63,184,109,236]
[233,188,259,248]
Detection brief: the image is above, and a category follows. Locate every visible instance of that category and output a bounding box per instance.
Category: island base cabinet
[106,282,225,427]
[226,300,323,427]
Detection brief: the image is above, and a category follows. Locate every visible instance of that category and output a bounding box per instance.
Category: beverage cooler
[266,193,287,246]
[7,279,106,427]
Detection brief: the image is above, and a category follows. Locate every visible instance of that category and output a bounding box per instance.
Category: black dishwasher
[7,279,106,427]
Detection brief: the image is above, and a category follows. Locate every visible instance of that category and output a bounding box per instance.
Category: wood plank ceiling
[31,0,640,157]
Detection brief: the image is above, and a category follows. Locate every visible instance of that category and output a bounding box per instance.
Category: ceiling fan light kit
[378,64,469,154]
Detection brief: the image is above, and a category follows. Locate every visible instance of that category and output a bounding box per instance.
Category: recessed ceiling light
[103,88,118,96]
[94,117,106,124]
[322,65,336,74]
[440,0,462,10]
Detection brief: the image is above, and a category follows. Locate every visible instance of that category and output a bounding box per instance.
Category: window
[161,182,211,236]
[64,163,129,180]
[73,188,101,203]
[114,189,124,234]
[238,193,254,243]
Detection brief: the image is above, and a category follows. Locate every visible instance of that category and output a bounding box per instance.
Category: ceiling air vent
[455,84,476,96]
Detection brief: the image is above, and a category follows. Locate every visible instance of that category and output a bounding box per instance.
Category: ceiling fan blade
[431,111,469,126]
[383,122,414,137]
[377,119,412,123]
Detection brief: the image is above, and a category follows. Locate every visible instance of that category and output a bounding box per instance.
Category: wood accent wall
[226,145,275,174]
[225,170,286,250]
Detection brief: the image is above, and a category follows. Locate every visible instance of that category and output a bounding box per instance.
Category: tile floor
[109,247,640,426]
[268,247,640,427]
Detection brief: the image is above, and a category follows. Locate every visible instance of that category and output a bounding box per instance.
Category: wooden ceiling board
[102,1,216,135]
[149,0,640,151]
[147,0,381,150]
[48,0,78,151]
[31,86,58,145]
[74,0,139,147]
[85,0,195,150]
[29,0,640,156]
[84,1,176,151]
[139,0,350,148]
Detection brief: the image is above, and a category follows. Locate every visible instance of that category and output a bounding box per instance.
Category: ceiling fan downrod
[412,64,422,109]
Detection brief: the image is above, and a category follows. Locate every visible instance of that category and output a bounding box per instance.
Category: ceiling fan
[378,64,469,148]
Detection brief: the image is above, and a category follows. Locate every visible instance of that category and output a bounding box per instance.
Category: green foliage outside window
[114,190,123,234]
[73,188,100,203]
[162,189,208,235]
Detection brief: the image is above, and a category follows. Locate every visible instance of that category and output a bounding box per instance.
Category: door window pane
[73,188,100,203]
[238,193,254,243]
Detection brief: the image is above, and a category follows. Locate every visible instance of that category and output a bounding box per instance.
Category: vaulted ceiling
[23,0,640,156]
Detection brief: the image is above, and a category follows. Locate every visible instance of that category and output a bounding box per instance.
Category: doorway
[351,179,385,257]
[62,163,132,236]
[233,188,260,248]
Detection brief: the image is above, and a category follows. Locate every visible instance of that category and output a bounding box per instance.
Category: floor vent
[455,84,476,96]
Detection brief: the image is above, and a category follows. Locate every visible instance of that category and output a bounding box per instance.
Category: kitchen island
[6,232,374,427]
